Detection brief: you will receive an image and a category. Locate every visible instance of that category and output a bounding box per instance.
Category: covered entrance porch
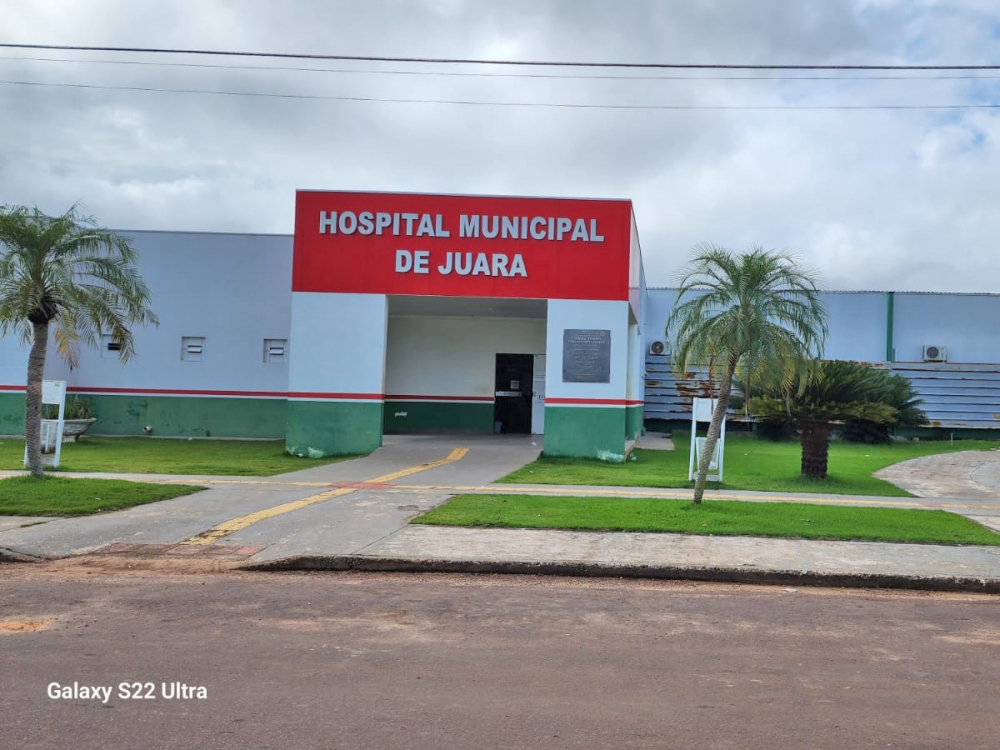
[383,295,547,436]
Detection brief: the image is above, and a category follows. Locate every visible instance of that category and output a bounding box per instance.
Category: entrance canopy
[384,295,547,436]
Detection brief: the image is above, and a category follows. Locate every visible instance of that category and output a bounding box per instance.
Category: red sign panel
[293,191,633,300]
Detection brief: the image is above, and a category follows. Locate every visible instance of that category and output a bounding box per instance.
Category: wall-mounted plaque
[562,329,611,383]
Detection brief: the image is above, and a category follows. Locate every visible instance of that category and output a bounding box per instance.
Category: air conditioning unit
[648,340,667,356]
[923,344,947,362]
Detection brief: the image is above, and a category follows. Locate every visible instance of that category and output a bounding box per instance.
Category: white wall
[822,292,888,362]
[289,292,388,396]
[1,231,294,395]
[69,231,293,393]
[645,289,889,363]
[643,288,681,352]
[0,333,28,390]
[385,315,546,397]
[894,294,1000,363]
[546,299,629,401]
[626,318,643,402]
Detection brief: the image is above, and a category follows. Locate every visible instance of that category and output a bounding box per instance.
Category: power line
[3,78,998,110]
[2,43,1000,70]
[4,54,1000,81]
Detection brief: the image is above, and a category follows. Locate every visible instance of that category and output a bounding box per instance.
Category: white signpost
[688,397,726,483]
[24,380,67,469]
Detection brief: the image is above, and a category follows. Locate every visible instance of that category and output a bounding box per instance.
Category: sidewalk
[248,525,1000,594]
[2,437,1000,593]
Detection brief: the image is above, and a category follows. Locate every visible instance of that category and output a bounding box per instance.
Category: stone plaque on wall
[562,329,611,383]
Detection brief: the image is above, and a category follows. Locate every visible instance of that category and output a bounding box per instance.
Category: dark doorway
[494,354,534,434]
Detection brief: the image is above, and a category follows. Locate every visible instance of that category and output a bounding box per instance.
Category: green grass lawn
[0,437,357,476]
[0,475,204,516]
[414,493,1000,546]
[500,433,1000,497]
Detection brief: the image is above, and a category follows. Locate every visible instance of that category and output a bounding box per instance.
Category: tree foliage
[842,372,926,443]
[667,244,826,502]
[751,360,927,477]
[0,204,158,476]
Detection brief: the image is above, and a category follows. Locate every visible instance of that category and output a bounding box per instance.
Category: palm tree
[842,370,926,444]
[0,205,157,477]
[667,245,827,503]
[751,360,926,477]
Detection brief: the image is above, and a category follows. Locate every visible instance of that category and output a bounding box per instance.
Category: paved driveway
[0,434,542,561]
[874,448,1000,529]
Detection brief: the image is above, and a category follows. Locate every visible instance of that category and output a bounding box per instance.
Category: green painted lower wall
[384,401,494,433]
[544,406,626,461]
[83,395,288,438]
[625,405,643,440]
[0,392,25,434]
[286,400,383,457]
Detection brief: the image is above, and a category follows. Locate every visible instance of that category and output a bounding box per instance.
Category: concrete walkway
[634,431,675,451]
[2,437,1000,592]
[301,525,1000,592]
[0,435,543,560]
[874,448,1000,500]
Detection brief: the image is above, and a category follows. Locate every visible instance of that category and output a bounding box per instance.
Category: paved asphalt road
[2,564,998,749]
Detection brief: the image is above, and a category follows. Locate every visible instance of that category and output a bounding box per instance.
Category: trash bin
[493,421,503,434]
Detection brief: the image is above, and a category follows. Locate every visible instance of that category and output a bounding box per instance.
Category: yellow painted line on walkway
[166,479,332,487]
[182,447,470,546]
[371,448,469,482]
[184,487,358,545]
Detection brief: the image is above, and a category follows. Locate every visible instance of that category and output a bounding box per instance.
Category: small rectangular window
[264,338,287,364]
[182,336,205,362]
[100,334,123,359]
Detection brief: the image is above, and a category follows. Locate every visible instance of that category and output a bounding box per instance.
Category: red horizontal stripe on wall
[64,387,384,401]
[626,400,644,406]
[69,386,289,398]
[0,385,25,392]
[545,397,627,406]
[384,394,494,402]
[285,392,383,400]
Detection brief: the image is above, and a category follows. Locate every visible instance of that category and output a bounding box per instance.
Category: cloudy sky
[2,0,999,292]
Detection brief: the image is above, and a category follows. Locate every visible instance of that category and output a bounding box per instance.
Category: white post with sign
[688,397,725,483]
[24,380,67,469]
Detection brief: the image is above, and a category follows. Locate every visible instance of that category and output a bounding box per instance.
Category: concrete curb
[241,555,1000,594]
[0,546,48,564]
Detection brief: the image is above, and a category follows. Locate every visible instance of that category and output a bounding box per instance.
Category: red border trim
[3,386,645,407]
[384,394,494,402]
[285,392,384,400]
[62,387,384,401]
[69,386,290,398]
[544,398,644,407]
[546,397,627,406]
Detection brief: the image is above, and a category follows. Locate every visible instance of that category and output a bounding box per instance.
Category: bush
[756,417,796,441]
[841,419,891,444]
[42,396,94,420]
[842,371,925,444]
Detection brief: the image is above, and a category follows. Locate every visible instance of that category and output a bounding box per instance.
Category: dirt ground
[2,563,998,749]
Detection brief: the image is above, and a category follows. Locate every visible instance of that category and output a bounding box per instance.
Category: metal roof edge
[294,188,633,205]
[646,287,1000,297]
[114,229,292,239]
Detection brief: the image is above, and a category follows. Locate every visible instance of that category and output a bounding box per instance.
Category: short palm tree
[0,205,158,477]
[842,370,926,444]
[752,360,926,477]
[667,244,827,503]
